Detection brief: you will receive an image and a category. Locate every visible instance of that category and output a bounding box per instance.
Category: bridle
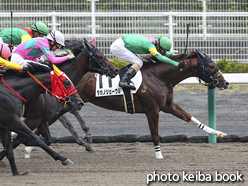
[152,50,222,88]
[61,44,111,76]
[190,49,222,88]
[81,45,111,75]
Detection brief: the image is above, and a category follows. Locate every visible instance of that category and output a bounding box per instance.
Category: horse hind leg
[162,101,227,138]
[0,129,19,176]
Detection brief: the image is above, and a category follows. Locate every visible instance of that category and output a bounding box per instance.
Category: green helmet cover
[155,36,172,51]
[31,22,48,36]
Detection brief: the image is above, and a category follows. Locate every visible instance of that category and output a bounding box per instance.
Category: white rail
[179,73,248,85]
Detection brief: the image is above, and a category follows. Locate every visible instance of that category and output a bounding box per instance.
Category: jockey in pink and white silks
[110,34,186,90]
[11,30,75,69]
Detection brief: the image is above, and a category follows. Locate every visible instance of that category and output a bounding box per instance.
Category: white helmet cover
[47,30,65,46]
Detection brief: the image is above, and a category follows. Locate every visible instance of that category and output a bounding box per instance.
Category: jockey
[0,43,46,72]
[110,34,186,90]
[11,30,75,68]
[0,21,49,49]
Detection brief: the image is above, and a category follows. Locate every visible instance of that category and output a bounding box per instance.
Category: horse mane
[64,39,84,55]
[142,51,198,66]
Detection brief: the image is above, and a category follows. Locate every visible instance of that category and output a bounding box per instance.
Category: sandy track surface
[0,142,247,186]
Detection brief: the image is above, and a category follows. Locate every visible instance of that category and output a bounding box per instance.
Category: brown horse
[25,50,229,159]
[0,38,118,161]
[59,49,229,159]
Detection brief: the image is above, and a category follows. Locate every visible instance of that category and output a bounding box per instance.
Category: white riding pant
[110,37,143,68]
[11,53,32,66]
[0,37,4,44]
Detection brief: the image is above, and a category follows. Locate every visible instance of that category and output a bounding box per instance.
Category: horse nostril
[225,81,230,86]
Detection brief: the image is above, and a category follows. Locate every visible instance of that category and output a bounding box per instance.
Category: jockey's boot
[119,67,136,90]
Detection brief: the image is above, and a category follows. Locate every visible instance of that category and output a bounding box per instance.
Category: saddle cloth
[95,71,142,97]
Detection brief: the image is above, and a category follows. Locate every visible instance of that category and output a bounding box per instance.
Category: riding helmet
[0,43,11,60]
[31,22,49,36]
[47,30,65,46]
[155,36,172,52]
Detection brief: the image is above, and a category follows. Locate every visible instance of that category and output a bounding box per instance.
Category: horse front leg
[145,110,164,159]
[58,115,96,152]
[24,121,51,159]
[9,117,73,166]
[0,129,19,176]
[162,101,227,138]
[70,110,93,143]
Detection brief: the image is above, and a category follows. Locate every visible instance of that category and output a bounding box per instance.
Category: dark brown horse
[55,49,229,159]
[0,65,83,176]
[21,38,118,152]
[24,50,229,159]
[0,38,118,162]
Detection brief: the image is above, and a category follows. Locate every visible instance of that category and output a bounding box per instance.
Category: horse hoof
[156,156,164,160]
[62,159,74,165]
[86,146,96,152]
[218,132,227,138]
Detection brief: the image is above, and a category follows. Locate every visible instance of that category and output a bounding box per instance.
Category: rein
[27,71,73,102]
[2,76,27,102]
[1,71,74,103]
[61,45,110,75]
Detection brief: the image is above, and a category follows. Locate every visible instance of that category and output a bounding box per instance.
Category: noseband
[81,45,111,75]
[193,49,222,87]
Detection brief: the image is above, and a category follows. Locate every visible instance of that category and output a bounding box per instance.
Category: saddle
[95,67,142,114]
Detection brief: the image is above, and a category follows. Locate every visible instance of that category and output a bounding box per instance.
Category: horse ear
[84,38,93,51]
[196,49,205,59]
[91,38,95,46]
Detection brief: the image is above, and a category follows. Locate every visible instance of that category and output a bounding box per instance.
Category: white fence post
[87,0,100,39]
[198,0,211,39]
[47,11,61,31]
[164,12,178,53]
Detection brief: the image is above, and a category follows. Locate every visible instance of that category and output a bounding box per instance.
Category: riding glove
[178,62,186,68]
[23,61,51,72]
[67,53,75,59]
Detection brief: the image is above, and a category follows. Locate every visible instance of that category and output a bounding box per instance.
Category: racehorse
[0,38,118,169]
[23,50,230,160]
[20,38,118,153]
[0,64,83,176]
[48,49,229,159]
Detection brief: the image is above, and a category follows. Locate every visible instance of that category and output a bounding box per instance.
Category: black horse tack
[119,64,135,114]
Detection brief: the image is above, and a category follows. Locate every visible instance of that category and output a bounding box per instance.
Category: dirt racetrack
[0,142,247,186]
[0,85,248,185]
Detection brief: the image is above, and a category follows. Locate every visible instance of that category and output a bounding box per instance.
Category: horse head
[195,49,229,90]
[84,38,119,78]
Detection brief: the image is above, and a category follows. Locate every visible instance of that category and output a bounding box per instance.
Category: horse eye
[209,65,215,69]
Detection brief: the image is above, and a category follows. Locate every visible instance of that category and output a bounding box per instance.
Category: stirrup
[119,81,136,90]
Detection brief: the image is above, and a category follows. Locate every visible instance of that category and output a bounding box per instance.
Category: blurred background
[1,0,247,63]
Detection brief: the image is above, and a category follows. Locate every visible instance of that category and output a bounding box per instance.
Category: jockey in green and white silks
[110,34,186,90]
[0,22,49,46]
